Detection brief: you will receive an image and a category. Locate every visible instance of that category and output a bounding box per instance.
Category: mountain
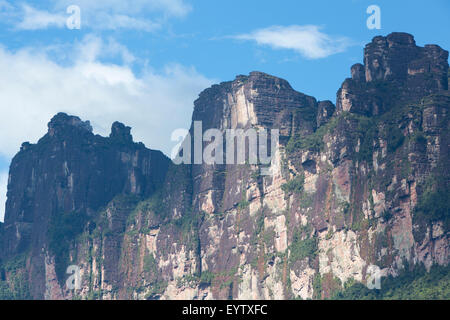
[0,32,449,300]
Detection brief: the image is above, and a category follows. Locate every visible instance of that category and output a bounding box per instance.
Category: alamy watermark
[366,264,382,290]
[66,5,81,30]
[171,122,279,175]
[366,5,381,30]
[65,265,81,290]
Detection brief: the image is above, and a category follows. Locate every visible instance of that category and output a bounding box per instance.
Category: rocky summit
[0,32,449,300]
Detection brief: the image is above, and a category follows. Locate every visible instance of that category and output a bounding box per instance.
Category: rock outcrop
[0,33,448,300]
[0,113,170,298]
[337,32,448,116]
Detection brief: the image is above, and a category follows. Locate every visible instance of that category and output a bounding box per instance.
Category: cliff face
[0,113,170,299]
[0,32,449,300]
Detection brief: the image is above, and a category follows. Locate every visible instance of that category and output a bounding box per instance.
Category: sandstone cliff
[0,32,448,300]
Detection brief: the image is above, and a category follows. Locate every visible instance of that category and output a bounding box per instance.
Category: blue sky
[0,0,449,221]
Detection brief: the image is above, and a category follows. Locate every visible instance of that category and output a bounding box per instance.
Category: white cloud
[71,35,137,65]
[0,2,197,223]
[0,171,7,222]
[0,0,13,11]
[16,4,66,30]
[234,25,352,59]
[0,36,214,222]
[0,35,214,158]
[4,0,191,31]
[90,13,161,32]
[54,0,192,18]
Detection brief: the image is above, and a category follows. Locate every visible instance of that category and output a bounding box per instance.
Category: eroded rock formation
[0,32,448,300]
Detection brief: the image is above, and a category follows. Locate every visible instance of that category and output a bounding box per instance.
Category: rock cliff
[0,32,448,299]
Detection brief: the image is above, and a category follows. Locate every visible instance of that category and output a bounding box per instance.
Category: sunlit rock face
[337,32,449,116]
[0,33,448,300]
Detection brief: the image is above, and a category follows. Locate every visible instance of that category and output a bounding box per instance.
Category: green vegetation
[356,117,377,162]
[332,264,450,300]
[143,253,158,274]
[289,228,318,264]
[0,282,13,300]
[262,227,276,248]
[237,199,250,210]
[250,170,260,181]
[287,131,322,154]
[126,193,161,227]
[199,270,215,286]
[137,192,164,216]
[312,273,322,300]
[286,111,380,164]
[411,131,427,145]
[325,229,334,240]
[386,124,405,152]
[237,180,250,210]
[48,210,88,284]
[335,112,378,163]
[289,237,318,262]
[144,279,168,300]
[340,201,351,215]
[281,174,305,195]
[413,178,450,234]
[351,217,369,232]
[0,254,31,300]
[255,208,265,236]
[297,192,314,209]
[173,209,203,253]
[176,268,236,290]
[286,132,324,153]
[286,116,339,154]
[381,209,393,222]
[142,252,168,300]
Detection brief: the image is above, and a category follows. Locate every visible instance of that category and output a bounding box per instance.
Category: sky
[0,0,449,221]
